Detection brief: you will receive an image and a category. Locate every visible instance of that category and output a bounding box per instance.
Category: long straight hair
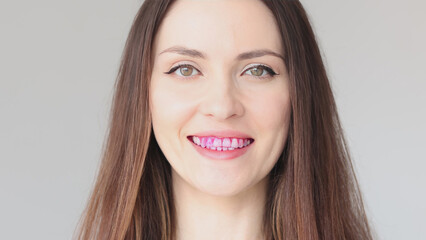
[74,0,374,239]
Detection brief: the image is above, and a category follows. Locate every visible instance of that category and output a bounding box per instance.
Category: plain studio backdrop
[0,0,425,239]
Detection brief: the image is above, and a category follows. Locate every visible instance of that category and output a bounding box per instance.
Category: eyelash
[163,63,278,80]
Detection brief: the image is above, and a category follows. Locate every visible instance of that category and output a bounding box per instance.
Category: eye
[243,64,277,79]
[164,64,200,78]
[164,63,277,80]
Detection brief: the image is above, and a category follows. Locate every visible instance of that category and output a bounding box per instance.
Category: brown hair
[74,0,374,239]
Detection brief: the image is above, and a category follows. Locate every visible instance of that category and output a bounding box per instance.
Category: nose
[199,73,245,121]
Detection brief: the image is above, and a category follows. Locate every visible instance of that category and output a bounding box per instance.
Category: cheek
[249,88,291,130]
[250,86,291,165]
[150,76,197,143]
[253,92,291,172]
[150,82,171,134]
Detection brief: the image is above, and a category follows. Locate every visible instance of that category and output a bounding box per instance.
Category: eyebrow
[159,46,284,61]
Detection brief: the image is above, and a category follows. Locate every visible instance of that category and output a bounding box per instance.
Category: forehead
[153,0,282,60]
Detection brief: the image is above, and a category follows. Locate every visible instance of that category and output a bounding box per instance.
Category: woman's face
[150,0,291,196]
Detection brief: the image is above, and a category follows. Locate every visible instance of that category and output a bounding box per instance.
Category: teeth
[231,138,239,148]
[223,138,231,147]
[213,138,222,147]
[238,139,244,148]
[191,136,252,151]
[206,137,213,148]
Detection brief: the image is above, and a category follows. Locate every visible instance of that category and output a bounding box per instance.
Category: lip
[187,135,254,160]
[189,130,254,139]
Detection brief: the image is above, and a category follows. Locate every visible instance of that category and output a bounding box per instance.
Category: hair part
[74,0,373,239]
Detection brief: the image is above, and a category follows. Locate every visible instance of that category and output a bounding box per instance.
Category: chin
[192,175,257,197]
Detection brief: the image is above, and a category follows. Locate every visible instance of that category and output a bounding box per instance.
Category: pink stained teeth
[213,138,222,147]
[238,139,244,148]
[201,137,206,147]
[190,136,253,151]
[231,138,239,148]
[206,137,213,148]
[222,138,231,147]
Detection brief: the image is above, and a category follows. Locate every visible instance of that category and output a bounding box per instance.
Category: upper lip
[189,130,254,139]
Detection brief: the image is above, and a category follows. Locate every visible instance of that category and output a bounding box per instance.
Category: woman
[75,0,374,239]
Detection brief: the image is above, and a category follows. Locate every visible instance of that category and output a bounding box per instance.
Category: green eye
[165,64,200,78]
[249,66,265,76]
[164,64,277,80]
[245,65,277,78]
[179,66,195,76]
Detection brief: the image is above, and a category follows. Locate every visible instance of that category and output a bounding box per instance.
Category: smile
[187,136,255,160]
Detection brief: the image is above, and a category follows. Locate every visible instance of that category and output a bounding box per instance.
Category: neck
[172,170,268,240]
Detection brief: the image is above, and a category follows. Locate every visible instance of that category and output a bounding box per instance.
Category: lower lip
[187,137,254,160]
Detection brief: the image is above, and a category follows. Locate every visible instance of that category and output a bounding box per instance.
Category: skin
[149,0,291,239]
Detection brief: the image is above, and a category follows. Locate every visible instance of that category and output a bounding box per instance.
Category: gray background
[1,0,425,239]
